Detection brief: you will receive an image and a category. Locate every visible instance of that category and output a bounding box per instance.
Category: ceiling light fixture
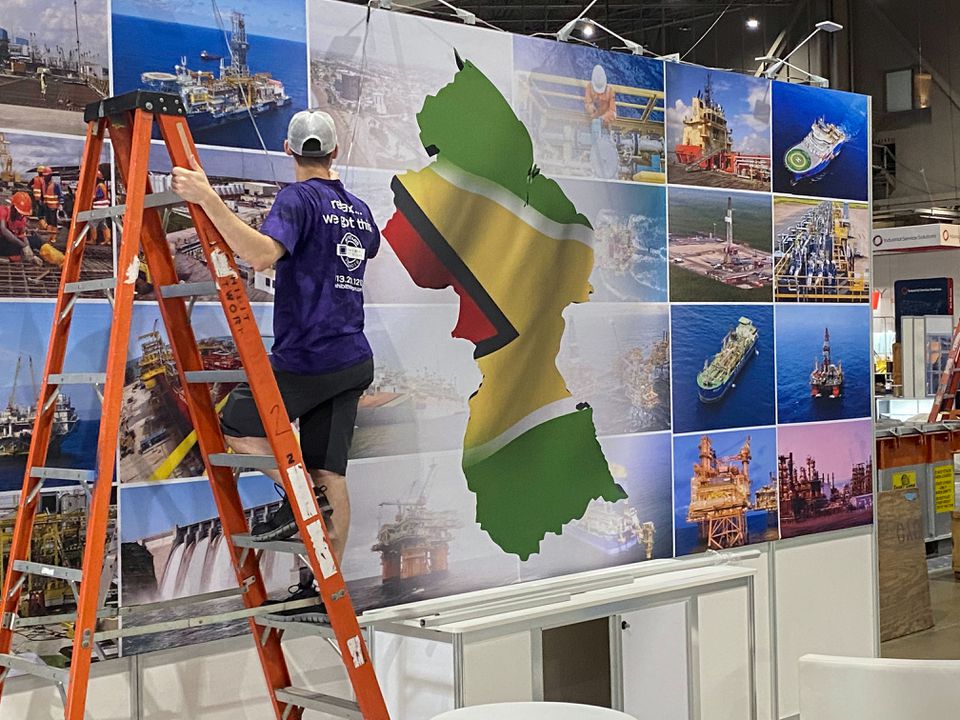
[746,18,759,30]
[757,20,844,87]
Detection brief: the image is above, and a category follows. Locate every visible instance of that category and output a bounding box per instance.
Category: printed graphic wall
[0,0,873,663]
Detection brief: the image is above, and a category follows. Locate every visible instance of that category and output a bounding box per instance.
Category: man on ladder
[171,109,379,612]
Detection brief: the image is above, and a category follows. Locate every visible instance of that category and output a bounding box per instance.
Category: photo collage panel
[0,0,873,663]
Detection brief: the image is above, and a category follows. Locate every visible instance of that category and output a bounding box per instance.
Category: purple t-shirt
[260,177,379,374]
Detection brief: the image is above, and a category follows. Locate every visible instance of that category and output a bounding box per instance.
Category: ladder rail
[109,118,296,719]
[0,93,391,720]
[0,118,107,694]
[928,315,960,422]
[157,114,389,720]
[62,110,154,719]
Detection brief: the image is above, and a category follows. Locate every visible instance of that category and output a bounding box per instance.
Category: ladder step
[208,453,277,471]
[274,687,361,719]
[64,277,117,294]
[184,370,248,384]
[257,613,333,637]
[0,652,69,685]
[13,560,83,584]
[76,189,184,221]
[31,467,96,483]
[159,281,216,298]
[232,533,305,555]
[47,373,107,385]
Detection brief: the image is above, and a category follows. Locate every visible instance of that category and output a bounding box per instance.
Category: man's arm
[171,157,285,272]
[0,220,26,248]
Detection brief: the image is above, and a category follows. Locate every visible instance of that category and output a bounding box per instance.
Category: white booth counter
[363,550,760,720]
[5,529,878,720]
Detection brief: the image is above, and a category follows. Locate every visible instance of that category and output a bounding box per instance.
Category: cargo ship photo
[697,317,759,403]
[810,327,844,398]
[139,12,289,133]
[784,118,847,181]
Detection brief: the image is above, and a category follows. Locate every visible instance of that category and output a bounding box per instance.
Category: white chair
[799,654,960,719]
[432,703,635,719]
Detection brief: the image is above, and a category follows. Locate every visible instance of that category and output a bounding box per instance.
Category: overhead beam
[754,0,810,76]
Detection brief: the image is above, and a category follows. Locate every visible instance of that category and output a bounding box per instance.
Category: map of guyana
[383,54,626,559]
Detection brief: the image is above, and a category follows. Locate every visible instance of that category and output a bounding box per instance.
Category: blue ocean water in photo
[559,178,668,303]
[671,304,776,434]
[772,82,869,201]
[0,419,100,493]
[674,510,777,556]
[112,15,308,151]
[776,305,872,424]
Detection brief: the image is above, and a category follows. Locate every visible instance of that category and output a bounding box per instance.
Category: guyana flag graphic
[384,55,626,559]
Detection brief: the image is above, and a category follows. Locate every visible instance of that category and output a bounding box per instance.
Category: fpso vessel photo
[697,317,758,403]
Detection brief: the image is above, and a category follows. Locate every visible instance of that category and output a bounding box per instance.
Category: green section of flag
[464,408,627,560]
[417,58,590,229]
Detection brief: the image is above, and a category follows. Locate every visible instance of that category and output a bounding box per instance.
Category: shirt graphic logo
[336,233,365,271]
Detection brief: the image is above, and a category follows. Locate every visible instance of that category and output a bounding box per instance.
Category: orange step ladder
[929,316,960,422]
[0,91,390,720]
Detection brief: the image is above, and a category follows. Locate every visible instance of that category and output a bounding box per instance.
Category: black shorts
[220,357,373,475]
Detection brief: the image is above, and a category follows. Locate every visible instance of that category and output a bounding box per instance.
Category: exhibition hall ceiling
[350,0,800,36]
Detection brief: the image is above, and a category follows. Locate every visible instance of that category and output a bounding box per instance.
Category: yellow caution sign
[933,465,955,514]
[893,471,917,489]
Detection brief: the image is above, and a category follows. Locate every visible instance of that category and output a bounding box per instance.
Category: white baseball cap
[287,110,338,157]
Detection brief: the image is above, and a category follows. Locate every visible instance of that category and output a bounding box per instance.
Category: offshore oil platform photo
[0,0,109,135]
[775,303,871,424]
[618,331,670,431]
[810,327,844,398]
[370,462,460,586]
[666,68,771,191]
[0,356,78,461]
[559,304,671,435]
[773,197,870,302]
[675,431,779,555]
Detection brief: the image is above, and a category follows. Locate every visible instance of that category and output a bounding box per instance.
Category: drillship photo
[112,0,308,151]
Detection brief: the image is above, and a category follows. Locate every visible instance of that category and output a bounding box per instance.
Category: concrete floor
[882,568,960,659]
